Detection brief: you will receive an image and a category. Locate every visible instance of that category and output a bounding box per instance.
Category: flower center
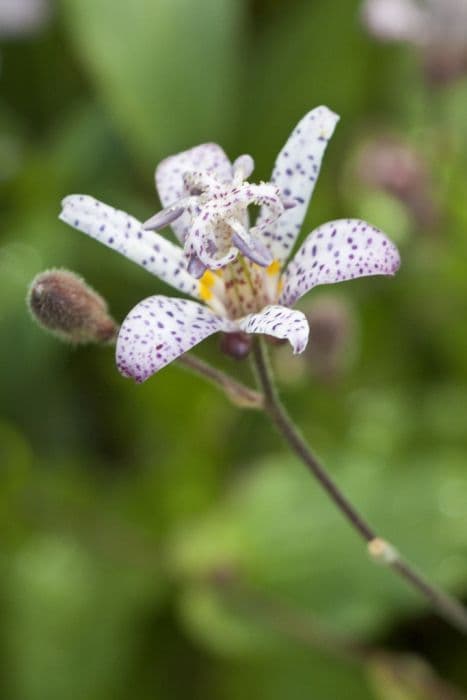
[198,256,282,319]
[144,158,290,276]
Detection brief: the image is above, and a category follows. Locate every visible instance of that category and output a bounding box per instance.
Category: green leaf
[173,449,467,655]
[61,0,246,164]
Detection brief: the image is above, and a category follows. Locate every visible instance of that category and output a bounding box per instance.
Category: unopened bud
[27,269,118,344]
[219,332,252,360]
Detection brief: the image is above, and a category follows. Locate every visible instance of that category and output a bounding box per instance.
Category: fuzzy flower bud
[27,269,118,344]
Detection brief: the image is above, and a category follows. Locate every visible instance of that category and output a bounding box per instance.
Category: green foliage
[61,0,246,162]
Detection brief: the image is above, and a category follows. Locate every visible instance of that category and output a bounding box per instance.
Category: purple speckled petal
[256,106,339,263]
[238,304,309,354]
[156,143,233,243]
[59,195,200,299]
[279,219,401,308]
[116,295,233,382]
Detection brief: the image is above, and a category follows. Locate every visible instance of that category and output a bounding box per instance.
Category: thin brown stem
[251,337,467,636]
[104,330,263,410]
[178,353,263,409]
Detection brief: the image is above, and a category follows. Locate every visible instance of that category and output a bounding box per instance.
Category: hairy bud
[27,269,118,344]
[219,332,252,360]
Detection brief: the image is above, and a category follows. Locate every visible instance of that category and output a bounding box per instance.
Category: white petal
[238,305,309,354]
[256,106,339,263]
[279,219,401,308]
[116,295,233,382]
[156,143,233,243]
[59,195,200,298]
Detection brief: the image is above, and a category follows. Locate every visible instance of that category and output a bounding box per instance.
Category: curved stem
[252,337,467,636]
[178,353,263,409]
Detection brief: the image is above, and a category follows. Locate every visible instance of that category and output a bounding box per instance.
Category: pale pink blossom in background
[0,0,51,38]
[361,0,467,83]
[355,135,438,228]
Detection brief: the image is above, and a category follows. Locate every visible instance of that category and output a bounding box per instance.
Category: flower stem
[177,353,263,409]
[251,337,467,635]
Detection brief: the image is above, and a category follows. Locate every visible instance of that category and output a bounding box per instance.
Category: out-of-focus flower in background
[361,0,467,84]
[354,134,439,229]
[0,0,53,181]
[305,296,356,383]
[0,0,51,38]
[275,295,356,386]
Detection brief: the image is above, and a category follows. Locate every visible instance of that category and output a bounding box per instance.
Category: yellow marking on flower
[266,259,281,276]
[199,270,217,301]
[199,282,213,301]
[200,269,216,288]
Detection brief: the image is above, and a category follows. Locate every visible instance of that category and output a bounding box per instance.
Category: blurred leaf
[173,450,467,655]
[215,649,373,700]
[4,534,159,700]
[243,0,373,173]
[366,654,467,700]
[61,0,246,163]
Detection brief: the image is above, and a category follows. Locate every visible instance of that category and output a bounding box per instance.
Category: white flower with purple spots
[59,105,400,383]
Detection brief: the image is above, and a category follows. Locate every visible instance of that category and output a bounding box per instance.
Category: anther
[143,205,185,231]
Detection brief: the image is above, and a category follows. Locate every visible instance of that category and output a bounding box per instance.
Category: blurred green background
[1,0,467,698]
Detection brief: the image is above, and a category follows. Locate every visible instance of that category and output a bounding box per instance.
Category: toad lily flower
[59,106,400,383]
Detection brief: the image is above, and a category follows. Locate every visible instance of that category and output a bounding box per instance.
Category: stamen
[143,205,185,231]
[187,253,207,278]
[232,154,255,181]
[231,231,273,267]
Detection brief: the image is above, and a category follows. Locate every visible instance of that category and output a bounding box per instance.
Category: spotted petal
[116,295,233,382]
[156,143,233,243]
[59,195,200,299]
[256,106,340,263]
[279,219,401,308]
[238,305,309,354]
